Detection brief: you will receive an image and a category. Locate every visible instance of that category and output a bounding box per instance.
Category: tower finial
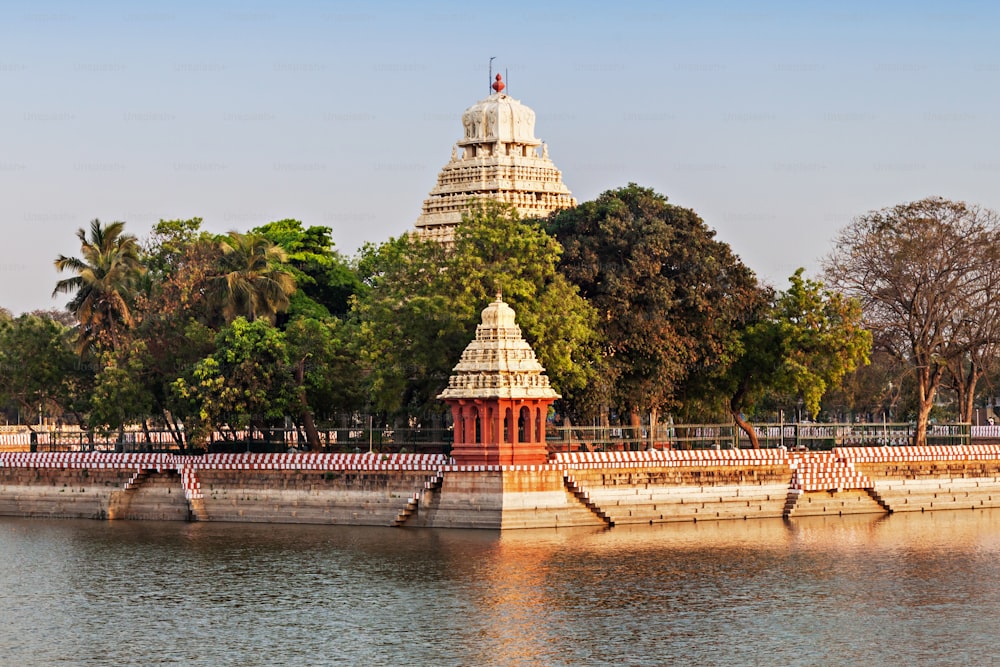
[492,73,505,94]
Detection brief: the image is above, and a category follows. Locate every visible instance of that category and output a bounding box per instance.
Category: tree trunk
[960,364,983,424]
[301,411,321,451]
[729,377,759,449]
[161,410,186,452]
[292,419,305,446]
[295,357,322,451]
[914,398,933,447]
[65,408,93,450]
[141,419,152,450]
[946,355,980,425]
[629,408,641,450]
[913,363,944,447]
[731,410,759,449]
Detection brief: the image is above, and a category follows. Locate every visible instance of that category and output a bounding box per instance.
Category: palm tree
[53,219,143,354]
[215,231,296,324]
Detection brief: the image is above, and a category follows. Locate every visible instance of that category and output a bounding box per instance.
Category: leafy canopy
[350,201,601,418]
[546,183,760,420]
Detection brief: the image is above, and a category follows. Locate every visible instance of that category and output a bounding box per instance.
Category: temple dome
[438,296,560,401]
[481,295,517,329]
[460,92,540,146]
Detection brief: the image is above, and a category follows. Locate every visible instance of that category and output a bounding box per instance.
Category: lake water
[2,511,1000,666]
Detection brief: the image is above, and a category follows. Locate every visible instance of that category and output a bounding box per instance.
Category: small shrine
[414,73,577,243]
[438,295,560,465]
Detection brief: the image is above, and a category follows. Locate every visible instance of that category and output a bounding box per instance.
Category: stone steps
[881,491,1000,507]
[394,472,444,527]
[596,487,787,504]
[877,478,1000,490]
[783,488,803,517]
[888,496,1000,512]
[563,475,614,526]
[785,489,887,517]
[790,453,873,492]
[576,479,788,524]
[110,470,190,521]
[592,483,786,497]
[610,503,787,523]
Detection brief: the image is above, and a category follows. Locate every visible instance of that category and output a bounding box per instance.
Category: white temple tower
[414,74,577,243]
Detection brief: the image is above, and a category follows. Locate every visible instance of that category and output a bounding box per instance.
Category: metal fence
[0,426,455,454]
[0,421,979,454]
[546,422,973,452]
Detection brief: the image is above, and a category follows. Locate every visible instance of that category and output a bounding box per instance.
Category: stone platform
[2,446,1000,529]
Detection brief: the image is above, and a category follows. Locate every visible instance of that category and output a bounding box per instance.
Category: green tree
[351,201,601,420]
[351,234,454,417]
[28,308,76,327]
[53,219,144,353]
[214,231,297,324]
[285,317,363,449]
[545,184,760,427]
[253,219,362,318]
[722,270,871,447]
[825,197,1000,445]
[450,202,603,411]
[134,223,222,447]
[144,218,210,279]
[88,340,154,434]
[0,313,85,429]
[173,318,296,442]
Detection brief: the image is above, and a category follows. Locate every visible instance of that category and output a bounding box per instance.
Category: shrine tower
[414,74,577,243]
[438,295,559,466]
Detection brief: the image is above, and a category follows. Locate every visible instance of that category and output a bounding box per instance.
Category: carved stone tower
[438,295,560,466]
[414,74,577,243]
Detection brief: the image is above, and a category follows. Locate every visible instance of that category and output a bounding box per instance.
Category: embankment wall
[199,469,436,525]
[0,466,131,519]
[842,446,1000,513]
[0,447,999,528]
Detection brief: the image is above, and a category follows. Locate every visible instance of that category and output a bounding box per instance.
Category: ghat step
[563,474,614,527]
[393,471,444,527]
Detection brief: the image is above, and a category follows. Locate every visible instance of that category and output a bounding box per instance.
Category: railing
[0,429,181,453]
[549,424,738,452]
[744,423,916,449]
[0,422,981,454]
[547,422,974,452]
[0,427,454,454]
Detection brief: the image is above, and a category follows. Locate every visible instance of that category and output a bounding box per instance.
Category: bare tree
[825,197,1000,445]
[941,255,1000,422]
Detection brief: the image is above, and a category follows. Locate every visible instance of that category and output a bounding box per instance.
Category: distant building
[414,74,577,243]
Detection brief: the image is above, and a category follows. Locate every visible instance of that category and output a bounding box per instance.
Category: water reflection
[1,512,1000,665]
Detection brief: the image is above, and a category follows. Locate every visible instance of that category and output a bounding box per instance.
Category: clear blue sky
[3,0,999,313]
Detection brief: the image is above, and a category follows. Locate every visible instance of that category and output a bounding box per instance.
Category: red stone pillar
[523,403,533,444]
[451,404,463,444]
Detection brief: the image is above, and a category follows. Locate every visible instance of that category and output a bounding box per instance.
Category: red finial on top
[492,73,505,93]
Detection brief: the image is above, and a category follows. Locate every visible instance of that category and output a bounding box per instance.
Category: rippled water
[2,511,1000,666]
